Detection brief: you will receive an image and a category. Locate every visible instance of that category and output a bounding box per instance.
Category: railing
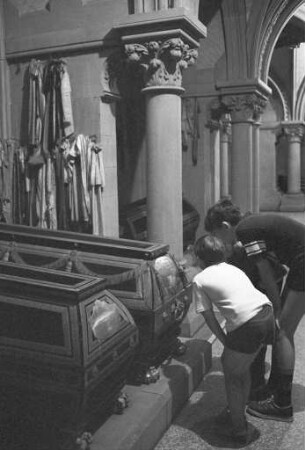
[128,0,198,15]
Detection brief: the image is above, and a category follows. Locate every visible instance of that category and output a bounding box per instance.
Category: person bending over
[204,198,305,422]
[193,234,275,444]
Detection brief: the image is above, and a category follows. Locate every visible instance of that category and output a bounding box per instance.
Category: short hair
[194,234,226,267]
[204,198,242,232]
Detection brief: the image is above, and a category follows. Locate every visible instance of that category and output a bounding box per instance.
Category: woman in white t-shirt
[193,234,275,445]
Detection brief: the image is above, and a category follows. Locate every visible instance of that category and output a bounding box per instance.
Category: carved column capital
[281,122,305,143]
[220,117,232,142]
[124,38,198,90]
[100,52,123,103]
[221,93,267,123]
[206,119,221,132]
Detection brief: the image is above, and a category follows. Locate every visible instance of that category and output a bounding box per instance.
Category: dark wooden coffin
[0,262,138,449]
[0,222,168,260]
[0,223,191,383]
[119,197,200,250]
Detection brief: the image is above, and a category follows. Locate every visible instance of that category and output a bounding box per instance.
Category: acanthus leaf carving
[282,123,305,142]
[124,37,198,88]
[221,93,267,122]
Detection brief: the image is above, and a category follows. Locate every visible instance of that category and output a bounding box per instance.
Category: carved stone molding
[100,50,146,102]
[258,0,289,80]
[221,93,268,123]
[100,52,123,103]
[281,121,305,143]
[124,37,198,89]
[268,74,291,121]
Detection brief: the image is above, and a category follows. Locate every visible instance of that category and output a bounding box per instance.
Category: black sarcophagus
[0,262,138,450]
[0,223,191,383]
[119,197,200,250]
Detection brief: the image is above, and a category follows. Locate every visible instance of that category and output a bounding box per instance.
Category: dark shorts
[226,304,275,354]
[286,253,305,292]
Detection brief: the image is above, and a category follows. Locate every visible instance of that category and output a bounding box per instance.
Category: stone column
[280,122,305,211]
[220,89,268,213]
[252,119,261,213]
[206,120,221,204]
[116,8,206,257]
[124,39,199,258]
[222,96,254,212]
[220,117,231,198]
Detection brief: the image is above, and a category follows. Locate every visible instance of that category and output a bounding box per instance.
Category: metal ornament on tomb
[0,262,138,450]
[0,223,192,384]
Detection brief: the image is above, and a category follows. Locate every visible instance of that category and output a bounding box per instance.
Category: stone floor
[154,315,305,450]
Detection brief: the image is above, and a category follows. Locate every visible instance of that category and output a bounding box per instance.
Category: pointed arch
[248,0,304,82]
[268,75,291,121]
[295,76,305,121]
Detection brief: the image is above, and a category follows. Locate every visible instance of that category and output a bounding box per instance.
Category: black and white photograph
[0,1,304,449]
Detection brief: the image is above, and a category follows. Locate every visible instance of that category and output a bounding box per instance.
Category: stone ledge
[90,327,214,450]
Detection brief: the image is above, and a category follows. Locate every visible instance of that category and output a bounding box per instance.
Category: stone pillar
[220,117,231,198]
[145,85,184,257]
[280,122,305,211]
[222,96,255,212]
[219,85,269,213]
[252,119,261,213]
[123,39,201,259]
[206,120,221,204]
[259,125,281,211]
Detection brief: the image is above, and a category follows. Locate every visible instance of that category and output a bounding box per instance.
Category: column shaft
[231,121,253,212]
[213,129,220,203]
[252,122,260,213]
[279,122,305,212]
[145,90,183,258]
[220,127,230,198]
[287,139,301,194]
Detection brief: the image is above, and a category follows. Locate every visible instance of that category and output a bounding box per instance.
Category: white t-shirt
[193,262,272,332]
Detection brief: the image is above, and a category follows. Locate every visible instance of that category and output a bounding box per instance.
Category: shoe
[246,397,293,422]
[232,422,260,447]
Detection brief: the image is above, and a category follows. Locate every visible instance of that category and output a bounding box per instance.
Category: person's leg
[255,281,287,398]
[273,289,305,405]
[249,345,268,399]
[222,346,260,434]
[247,290,305,421]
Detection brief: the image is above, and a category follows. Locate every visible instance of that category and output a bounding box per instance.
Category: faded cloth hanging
[59,134,105,234]
[181,97,201,166]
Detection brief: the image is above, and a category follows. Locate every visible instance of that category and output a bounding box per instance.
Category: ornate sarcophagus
[0,223,191,383]
[0,262,138,450]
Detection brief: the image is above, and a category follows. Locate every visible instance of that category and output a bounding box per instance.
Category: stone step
[90,322,216,450]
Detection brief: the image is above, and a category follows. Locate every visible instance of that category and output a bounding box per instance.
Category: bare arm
[202,309,226,345]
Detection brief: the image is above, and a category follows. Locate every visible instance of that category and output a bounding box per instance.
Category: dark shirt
[236,214,305,268]
[228,243,286,292]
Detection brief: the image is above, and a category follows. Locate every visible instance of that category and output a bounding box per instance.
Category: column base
[279,193,305,212]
